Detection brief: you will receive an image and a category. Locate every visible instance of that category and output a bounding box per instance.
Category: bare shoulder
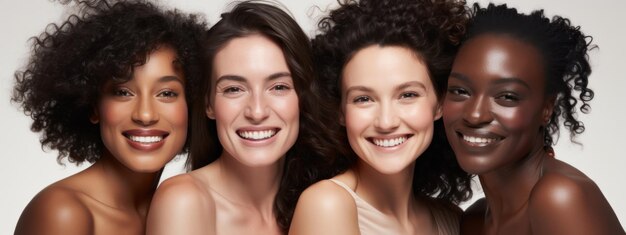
[15,184,93,235]
[460,198,486,235]
[289,178,359,235]
[528,159,624,234]
[147,173,216,235]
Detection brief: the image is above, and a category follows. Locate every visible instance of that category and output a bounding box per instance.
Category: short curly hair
[464,3,595,146]
[12,0,207,164]
[312,0,473,204]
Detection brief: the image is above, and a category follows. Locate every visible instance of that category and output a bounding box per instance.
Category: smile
[460,133,500,146]
[237,129,278,140]
[128,135,163,143]
[122,129,169,151]
[369,135,412,148]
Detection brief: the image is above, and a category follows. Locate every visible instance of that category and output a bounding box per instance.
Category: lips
[236,128,279,141]
[368,134,413,148]
[456,131,502,147]
[123,129,169,151]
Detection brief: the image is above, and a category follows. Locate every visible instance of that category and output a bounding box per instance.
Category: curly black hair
[11,0,207,164]
[465,3,595,146]
[187,1,342,233]
[312,0,473,205]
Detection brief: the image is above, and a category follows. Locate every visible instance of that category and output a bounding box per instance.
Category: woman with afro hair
[442,3,624,234]
[12,0,206,234]
[289,0,472,234]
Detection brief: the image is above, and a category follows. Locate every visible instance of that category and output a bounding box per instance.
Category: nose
[373,101,400,132]
[244,92,270,123]
[463,95,493,126]
[132,95,159,126]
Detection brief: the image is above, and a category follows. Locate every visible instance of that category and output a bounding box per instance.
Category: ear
[338,102,347,126]
[90,106,100,124]
[205,95,215,120]
[339,111,346,126]
[542,96,556,125]
[434,103,443,121]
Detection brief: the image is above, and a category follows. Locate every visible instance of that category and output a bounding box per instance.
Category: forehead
[452,34,545,88]
[342,45,432,90]
[212,34,289,80]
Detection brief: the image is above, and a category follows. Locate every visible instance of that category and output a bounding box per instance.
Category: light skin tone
[14,46,188,235]
[290,45,442,235]
[444,34,624,235]
[147,34,299,235]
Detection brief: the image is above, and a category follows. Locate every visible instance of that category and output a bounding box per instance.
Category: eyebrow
[215,72,291,85]
[345,81,427,95]
[449,72,470,82]
[397,81,426,90]
[449,72,530,89]
[159,75,184,84]
[491,77,530,89]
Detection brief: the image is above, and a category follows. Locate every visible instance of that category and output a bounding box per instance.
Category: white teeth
[372,136,407,147]
[129,135,163,143]
[238,130,276,140]
[462,135,496,144]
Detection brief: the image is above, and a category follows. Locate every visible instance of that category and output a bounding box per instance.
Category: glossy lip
[123,129,169,151]
[366,134,414,152]
[236,127,281,146]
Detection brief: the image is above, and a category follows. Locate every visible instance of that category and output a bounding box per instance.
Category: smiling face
[207,34,299,167]
[443,34,553,175]
[96,46,187,173]
[341,45,441,174]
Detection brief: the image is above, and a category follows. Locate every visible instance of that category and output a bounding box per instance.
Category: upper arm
[15,187,92,235]
[288,181,360,235]
[529,174,625,235]
[146,175,216,235]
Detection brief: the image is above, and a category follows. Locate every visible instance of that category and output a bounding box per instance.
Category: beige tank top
[328,179,460,235]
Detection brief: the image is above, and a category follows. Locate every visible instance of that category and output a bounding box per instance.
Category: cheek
[403,101,438,129]
[98,101,129,129]
[492,104,542,133]
[213,97,243,125]
[344,105,375,136]
[271,93,299,124]
[442,100,463,124]
[162,100,188,129]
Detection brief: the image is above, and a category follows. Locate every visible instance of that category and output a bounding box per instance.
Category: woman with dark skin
[443,3,625,235]
[146,1,338,234]
[289,0,472,234]
[12,1,205,234]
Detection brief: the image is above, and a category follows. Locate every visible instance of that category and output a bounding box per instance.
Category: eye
[223,86,244,94]
[157,90,179,98]
[272,84,291,91]
[447,87,469,97]
[113,88,132,97]
[400,92,419,99]
[495,92,520,105]
[353,96,372,103]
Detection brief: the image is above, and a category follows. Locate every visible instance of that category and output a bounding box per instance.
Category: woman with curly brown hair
[443,3,624,234]
[289,0,472,234]
[12,0,205,234]
[146,1,339,235]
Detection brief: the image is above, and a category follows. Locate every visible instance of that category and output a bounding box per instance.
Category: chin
[456,156,495,175]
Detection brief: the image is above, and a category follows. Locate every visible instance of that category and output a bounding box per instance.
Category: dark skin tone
[443,34,624,235]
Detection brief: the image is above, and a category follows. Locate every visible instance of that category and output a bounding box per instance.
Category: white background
[1,0,624,233]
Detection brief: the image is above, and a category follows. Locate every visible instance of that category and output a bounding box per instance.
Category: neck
[354,161,416,219]
[89,152,161,212]
[213,152,284,214]
[479,138,548,221]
